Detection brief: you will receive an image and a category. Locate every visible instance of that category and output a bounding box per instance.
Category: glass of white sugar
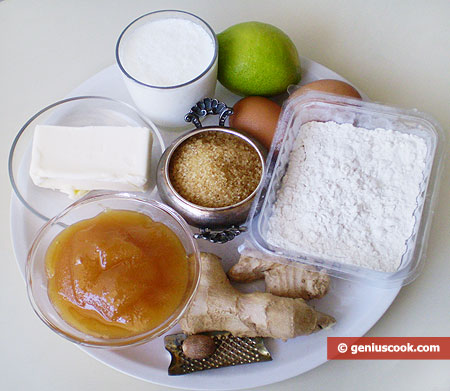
[116,10,218,128]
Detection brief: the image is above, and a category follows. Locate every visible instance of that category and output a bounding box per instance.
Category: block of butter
[30,125,152,198]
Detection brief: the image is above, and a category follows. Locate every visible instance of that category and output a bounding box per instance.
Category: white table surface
[1,1,449,390]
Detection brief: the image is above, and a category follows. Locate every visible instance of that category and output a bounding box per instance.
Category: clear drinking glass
[116,10,218,128]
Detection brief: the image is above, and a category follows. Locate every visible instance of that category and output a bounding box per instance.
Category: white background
[1,1,449,390]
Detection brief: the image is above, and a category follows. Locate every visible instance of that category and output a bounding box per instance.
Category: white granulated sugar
[266,121,427,273]
[121,18,214,87]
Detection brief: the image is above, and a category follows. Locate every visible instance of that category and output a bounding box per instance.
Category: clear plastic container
[247,91,446,288]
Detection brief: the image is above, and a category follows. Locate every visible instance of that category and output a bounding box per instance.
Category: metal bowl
[157,126,267,231]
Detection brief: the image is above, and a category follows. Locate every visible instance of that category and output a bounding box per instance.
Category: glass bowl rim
[25,191,201,348]
[8,95,166,222]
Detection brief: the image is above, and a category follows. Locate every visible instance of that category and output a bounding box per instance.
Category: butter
[30,125,152,198]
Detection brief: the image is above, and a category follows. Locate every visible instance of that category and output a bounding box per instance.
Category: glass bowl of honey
[26,192,200,348]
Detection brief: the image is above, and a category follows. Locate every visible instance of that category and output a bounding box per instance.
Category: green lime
[217,22,301,96]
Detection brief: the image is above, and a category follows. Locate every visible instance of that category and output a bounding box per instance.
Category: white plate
[10,59,399,390]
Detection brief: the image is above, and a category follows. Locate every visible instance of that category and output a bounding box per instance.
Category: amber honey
[45,209,189,339]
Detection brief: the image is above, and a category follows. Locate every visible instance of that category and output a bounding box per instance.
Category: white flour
[266,121,427,272]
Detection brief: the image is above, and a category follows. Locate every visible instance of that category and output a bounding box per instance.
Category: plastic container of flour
[246,91,446,288]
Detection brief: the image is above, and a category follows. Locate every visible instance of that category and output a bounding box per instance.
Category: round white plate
[10,58,399,390]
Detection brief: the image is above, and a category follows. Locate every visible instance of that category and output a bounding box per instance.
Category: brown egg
[229,96,281,150]
[290,79,362,100]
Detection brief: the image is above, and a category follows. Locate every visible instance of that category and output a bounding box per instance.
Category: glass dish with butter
[26,192,200,347]
[8,96,165,221]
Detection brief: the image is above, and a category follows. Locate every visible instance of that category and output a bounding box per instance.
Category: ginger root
[228,251,330,300]
[180,253,335,339]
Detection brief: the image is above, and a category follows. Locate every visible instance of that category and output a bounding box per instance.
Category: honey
[45,209,189,339]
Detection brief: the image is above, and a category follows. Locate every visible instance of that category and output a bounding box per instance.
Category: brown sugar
[169,131,262,208]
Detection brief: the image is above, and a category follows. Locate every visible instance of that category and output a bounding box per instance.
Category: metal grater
[164,331,272,375]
